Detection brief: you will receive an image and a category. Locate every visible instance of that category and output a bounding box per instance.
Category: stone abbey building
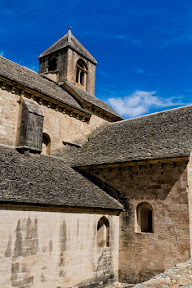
[0,28,192,288]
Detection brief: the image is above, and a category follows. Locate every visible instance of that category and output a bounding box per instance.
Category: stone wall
[0,87,108,155]
[0,85,20,146]
[39,98,107,155]
[0,206,119,288]
[87,159,191,284]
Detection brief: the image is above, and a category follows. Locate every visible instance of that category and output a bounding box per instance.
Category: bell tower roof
[39,28,97,65]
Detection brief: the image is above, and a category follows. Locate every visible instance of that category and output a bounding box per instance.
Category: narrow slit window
[97,216,109,247]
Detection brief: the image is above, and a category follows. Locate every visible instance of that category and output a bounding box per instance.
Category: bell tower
[38,27,97,95]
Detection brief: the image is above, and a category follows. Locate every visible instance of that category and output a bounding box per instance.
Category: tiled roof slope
[69,105,192,167]
[0,56,85,112]
[63,81,123,119]
[0,146,122,210]
[39,31,97,65]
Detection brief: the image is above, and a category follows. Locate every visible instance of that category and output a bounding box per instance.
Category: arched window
[42,133,51,155]
[136,202,153,233]
[48,58,57,71]
[97,216,109,247]
[76,59,87,87]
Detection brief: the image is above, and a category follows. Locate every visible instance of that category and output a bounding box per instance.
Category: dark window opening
[80,72,84,85]
[48,58,57,71]
[76,69,79,83]
[148,210,153,233]
[78,61,85,69]
[42,133,51,155]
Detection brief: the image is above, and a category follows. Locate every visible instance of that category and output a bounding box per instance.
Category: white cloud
[107,90,184,118]
[0,51,4,57]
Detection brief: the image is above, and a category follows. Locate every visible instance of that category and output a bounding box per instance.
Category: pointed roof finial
[68,26,72,42]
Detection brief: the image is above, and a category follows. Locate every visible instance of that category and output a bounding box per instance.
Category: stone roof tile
[69,105,192,167]
[0,146,122,210]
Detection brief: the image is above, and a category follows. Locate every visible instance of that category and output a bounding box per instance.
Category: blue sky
[0,0,192,118]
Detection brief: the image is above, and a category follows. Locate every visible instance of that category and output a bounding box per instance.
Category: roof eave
[71,155,190,169]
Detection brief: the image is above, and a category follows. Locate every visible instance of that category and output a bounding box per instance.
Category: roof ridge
[108,103,191,127]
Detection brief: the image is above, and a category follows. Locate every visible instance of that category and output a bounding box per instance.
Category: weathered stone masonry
[0,207,119,288]
[85,159,191,283]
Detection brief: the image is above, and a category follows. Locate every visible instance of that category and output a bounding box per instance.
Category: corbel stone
[39,98,43,105]
[86,104,91,111]
[55,104,59,111]
[11,86,16,94]
[31,94,36,101]
[99,111,103,117]
[1,82,6,90]
[62,108,67,114]
[21,90,25,97]
[47,101,51,108]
